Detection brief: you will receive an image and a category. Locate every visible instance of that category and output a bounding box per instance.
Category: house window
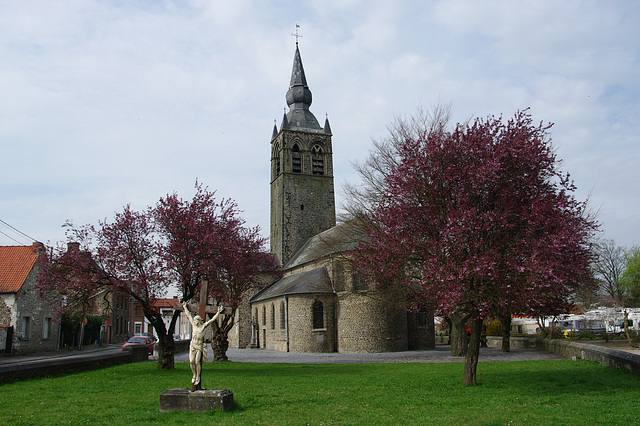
[312,301,324,330]
[292,144,302,173]
[312,145,324,175]
[270,304,275,330]
[280,301,286,329]
[262,306,266,326]
[43,317,52,339]
[135,323,142,334]
[21,316,31,340]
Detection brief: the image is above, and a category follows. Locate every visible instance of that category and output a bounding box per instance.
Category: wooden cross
[291,24,302,45]
[197,279,208,319]
[174,279,218,317]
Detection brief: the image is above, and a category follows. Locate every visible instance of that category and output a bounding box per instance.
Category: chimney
[67,242,81,252]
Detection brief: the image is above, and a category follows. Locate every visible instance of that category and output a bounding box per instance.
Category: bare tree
[592,239,627,305]
[341,103,453,220]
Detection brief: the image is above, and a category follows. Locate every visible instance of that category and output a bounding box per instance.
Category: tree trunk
[156,334,175,370]
[211,315,234,361]
[450,313,468,356]
[500,313,512,352]
[212,328,230,361]
[624,311,638,348]
[463,318,483,386]
[444,317,452,345]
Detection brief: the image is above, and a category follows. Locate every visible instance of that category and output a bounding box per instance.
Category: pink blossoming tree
[38,183,278,369]
[351,110,598,385]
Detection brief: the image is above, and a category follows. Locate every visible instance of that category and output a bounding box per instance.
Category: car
[122,336,155,354]
[135,332,157,342]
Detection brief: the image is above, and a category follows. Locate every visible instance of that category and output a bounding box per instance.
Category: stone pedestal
[159,388,234,413]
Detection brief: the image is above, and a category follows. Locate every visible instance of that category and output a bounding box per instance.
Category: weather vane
[291,24,302,45]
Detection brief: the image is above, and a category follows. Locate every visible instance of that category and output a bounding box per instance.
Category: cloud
[1,0,639,249]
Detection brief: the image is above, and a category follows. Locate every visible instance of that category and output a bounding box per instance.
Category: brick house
[0,243,59,354]
[87,289,131,344]
[229,43,435,353]
[131,298,190,340]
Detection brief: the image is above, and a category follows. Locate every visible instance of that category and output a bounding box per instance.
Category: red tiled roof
[152,298,179,308]
[0,244,39,293]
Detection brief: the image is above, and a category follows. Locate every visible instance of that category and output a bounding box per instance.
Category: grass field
[0,359,639,425]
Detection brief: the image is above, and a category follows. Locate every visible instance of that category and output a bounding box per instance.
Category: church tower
[270,42,336,265]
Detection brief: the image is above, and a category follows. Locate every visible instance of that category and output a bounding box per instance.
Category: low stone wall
[0,345,149,384]
[487,336,640,377]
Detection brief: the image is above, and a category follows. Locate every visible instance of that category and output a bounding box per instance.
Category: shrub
[578,331,597,340]
[548,326,565,339]
[484,319,502,336]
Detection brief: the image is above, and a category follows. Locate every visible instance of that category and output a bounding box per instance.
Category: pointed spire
[280,110,289,130]
[284,44,322,131]
[324,114,332,135]
[272,119,278,140]
[286,44,312,109]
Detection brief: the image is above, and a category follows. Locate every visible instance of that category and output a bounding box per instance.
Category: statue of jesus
[182,301,224,391]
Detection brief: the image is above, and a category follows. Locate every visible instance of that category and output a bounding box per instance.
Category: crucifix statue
[181,279,224,391]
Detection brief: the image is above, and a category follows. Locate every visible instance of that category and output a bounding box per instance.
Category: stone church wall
[250,293,336,353]
[287,294,336,353]
[336,291,409,353]
[228,274,279,350]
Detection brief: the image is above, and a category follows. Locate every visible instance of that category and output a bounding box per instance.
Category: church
[229,42,435,353]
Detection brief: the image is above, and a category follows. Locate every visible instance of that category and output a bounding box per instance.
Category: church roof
[0,244,39,293]
[281,44,327,134]
[250,266,333,303]
[284,220,364,269]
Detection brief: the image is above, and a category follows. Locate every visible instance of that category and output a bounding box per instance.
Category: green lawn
[1,359,639,425]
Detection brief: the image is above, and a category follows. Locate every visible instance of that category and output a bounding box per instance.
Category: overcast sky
[1,0,639,250]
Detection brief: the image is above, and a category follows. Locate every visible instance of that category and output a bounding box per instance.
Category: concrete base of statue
[159,388,234,412]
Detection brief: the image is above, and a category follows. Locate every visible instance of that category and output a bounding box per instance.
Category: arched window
[272,143,281,176]
[280,301,286,329]
[312,300,324,329]
[311,145,324,175]
[270,303,275,329]
[292,144,302,173]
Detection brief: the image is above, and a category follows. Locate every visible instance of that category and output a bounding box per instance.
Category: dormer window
[292,144,302,173]
[312,145,324,175]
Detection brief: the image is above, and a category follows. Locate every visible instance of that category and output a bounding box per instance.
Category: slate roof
[250,266,333,303]
[284,220,364,269]
[0,244,39,293]
[281,44,329,134]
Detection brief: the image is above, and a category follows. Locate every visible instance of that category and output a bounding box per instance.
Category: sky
[1,0,639,250]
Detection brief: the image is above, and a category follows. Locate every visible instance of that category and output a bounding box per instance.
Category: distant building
[87,288,131,344]
[0,243,59,354]
[131,298,190,340]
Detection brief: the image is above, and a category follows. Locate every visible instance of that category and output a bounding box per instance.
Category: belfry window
[292,144,302,173]
[312,301,324,329]
[312,145,324,175]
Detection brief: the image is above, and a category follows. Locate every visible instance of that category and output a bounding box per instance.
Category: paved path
[176,345,564,364]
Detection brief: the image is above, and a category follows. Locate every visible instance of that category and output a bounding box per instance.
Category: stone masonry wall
[251,293,336,353]
[336,291,408,353]
[11,266,59,354]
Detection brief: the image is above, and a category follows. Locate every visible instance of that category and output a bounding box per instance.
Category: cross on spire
[291,24,302,45]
